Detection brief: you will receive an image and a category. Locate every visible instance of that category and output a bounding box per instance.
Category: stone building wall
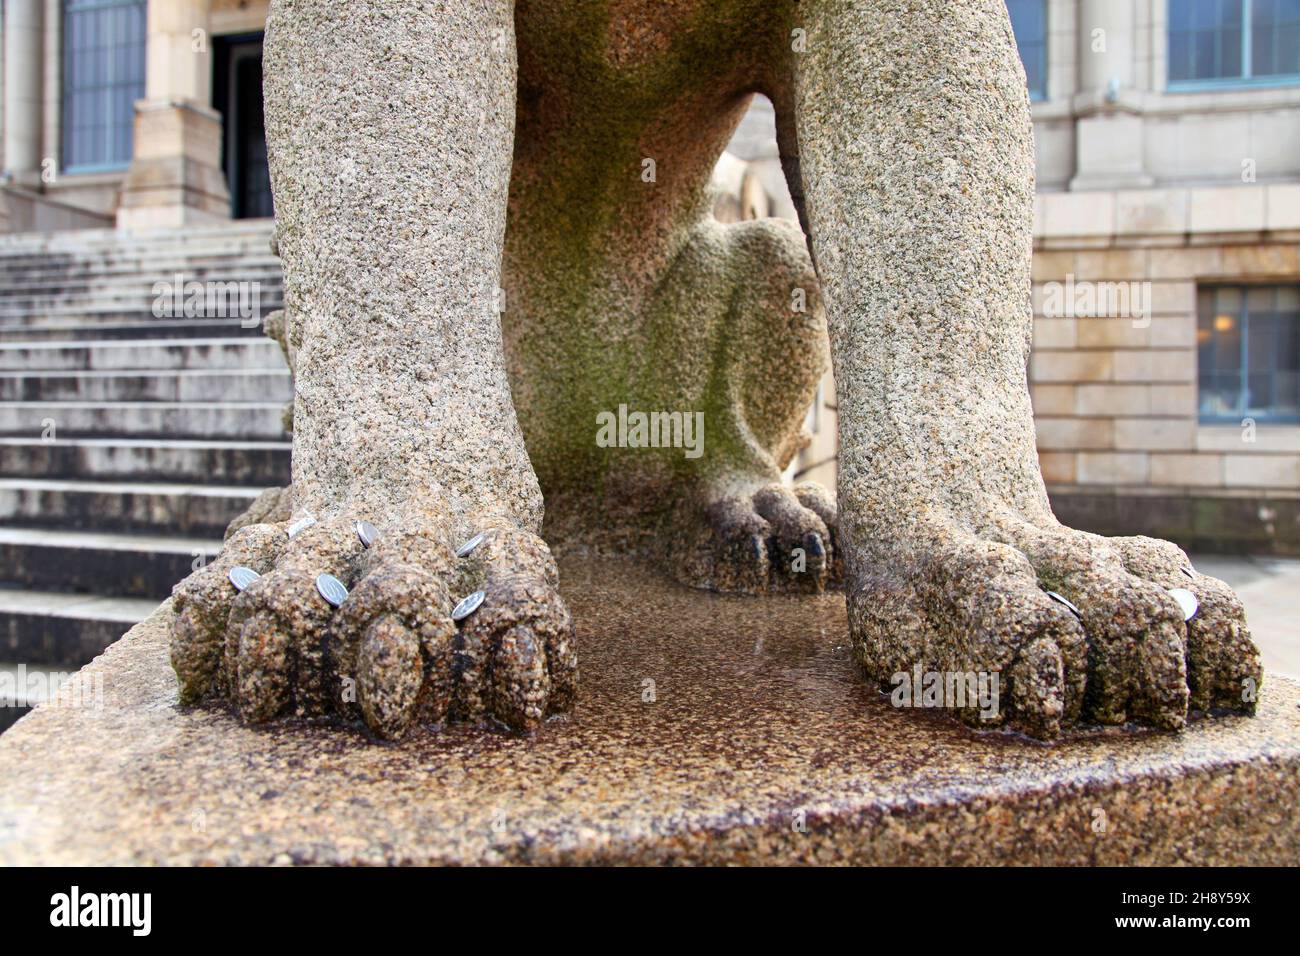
[1032,186,1300,551]
[1,0,1298,549]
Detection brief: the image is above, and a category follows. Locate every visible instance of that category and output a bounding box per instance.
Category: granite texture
[2,558,1296,866]
[171,0,576,739]
[781,0,1260,737]
[171,0,1259,743]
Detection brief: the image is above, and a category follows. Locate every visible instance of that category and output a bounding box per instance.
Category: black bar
[0,866,1287,942]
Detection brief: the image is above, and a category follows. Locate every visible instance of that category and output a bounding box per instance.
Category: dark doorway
[214,33,273,219]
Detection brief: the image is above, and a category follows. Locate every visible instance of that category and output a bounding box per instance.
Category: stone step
[0,437,291,485]
[0,369,292,402]
[0,226,275,256]
[0,401,287,440]
[0,295,284,319]
[0,255,282,286]
[0,589,151,668]
[0,302,284,326]
[0,263,281,282]
[0,312,280,333]
[0,256,279,286]
[0,234,272,255]
[0,478,259,537]
[0,263,283,293]
[0,287,284,314]
[0,338,285,372]
[0,271,284,301]
[0,236,275,262]
[0,223,286,689]
[0,527,221,599]
[0,219,274,251]
[0,319,267,342]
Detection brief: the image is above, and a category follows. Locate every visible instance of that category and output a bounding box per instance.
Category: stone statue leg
[523,209,836,595]
[503,5,838,596]
[783,0,1260,738]
[168,0,576,739]
[645,215,839,594]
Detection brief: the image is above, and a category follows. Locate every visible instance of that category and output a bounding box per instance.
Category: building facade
[0,0,1298,550]
[1023,0,1300,552]
[0,0,270,231]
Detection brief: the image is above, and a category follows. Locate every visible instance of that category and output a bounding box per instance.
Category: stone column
[3,0,44,185]
[117,0,230,229]
[1070,0,1152,190]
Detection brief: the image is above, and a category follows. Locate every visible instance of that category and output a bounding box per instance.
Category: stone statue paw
[849,519,1261,741]
[170,514,576,740]
[673,480,842,595]
[223,485,294,541]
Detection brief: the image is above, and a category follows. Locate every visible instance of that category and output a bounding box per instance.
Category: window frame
[1007,0,1050,102]
[1197,283,1300,425]
[1166,0,1300,92]
[61,0,148,175]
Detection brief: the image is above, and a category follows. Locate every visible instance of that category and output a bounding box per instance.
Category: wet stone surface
[0,557,1296,865]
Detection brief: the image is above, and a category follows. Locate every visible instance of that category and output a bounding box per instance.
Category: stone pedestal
[116,0,229,229]
[116,100,230,229]
[0,557,1296,865]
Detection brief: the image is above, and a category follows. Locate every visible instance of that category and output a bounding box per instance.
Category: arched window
[62,0,147,172]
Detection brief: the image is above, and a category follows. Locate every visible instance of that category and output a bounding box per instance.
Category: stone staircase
[0,222,292,725]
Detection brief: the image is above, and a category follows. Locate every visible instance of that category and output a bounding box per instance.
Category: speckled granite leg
[787,0,1261,739]
[169,0,575,739]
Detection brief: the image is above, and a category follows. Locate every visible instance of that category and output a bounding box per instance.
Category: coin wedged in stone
[316,573,349,608]
[356,520,379,548]
[1044,590,1082,619]
[1181,566,1196,580]
[229,567,260,592]
[286,513,317,538]
[451,590,486,621]
[1168,587,1199,621]
[455,532,486,558]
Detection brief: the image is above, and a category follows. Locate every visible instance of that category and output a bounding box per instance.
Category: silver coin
[356,520,379,548]
[451,590,485,622]
[455,532,486,559]
[228,566,260,592]
[316,573,349,608]
[1168,587,1199,621]
[286,513,317,538]
[1180,566,1196,580]
[1045,590,1082,619]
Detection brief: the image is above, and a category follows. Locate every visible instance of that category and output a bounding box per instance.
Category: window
[1007,0,1048,100]
[1255,0,1300,74]
[1198,286,1300,422]
[62,0,147,172]
[1168,0,1300,87]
